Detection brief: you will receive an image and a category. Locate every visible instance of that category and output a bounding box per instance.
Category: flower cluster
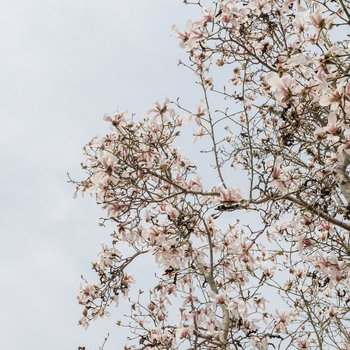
[73,0,350,349]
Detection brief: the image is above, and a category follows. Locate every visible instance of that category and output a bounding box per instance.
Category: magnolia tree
[72,0,350,349]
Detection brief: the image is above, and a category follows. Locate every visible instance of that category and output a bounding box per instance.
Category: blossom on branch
[72,0,350,349]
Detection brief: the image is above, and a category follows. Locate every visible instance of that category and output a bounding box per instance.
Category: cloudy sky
[0,1,200,349]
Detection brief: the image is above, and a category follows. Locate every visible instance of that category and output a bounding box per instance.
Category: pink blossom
[314,113,341,140]
[146,98,175,121]
[266,73,297,103]
[215,185,243,202]
[319,88,342,107]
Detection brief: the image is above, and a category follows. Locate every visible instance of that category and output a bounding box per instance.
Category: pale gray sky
[0,1,200,349]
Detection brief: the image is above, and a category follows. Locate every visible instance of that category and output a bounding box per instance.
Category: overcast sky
[0,1,201,349]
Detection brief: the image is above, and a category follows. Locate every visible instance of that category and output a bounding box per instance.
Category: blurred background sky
[0,1,201,349]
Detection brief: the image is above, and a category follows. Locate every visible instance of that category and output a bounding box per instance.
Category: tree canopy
[73,0,350,349]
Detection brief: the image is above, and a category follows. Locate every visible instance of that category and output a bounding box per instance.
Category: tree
[72,0,350,349]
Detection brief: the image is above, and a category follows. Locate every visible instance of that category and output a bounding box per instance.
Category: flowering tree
[73,0,350,349]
